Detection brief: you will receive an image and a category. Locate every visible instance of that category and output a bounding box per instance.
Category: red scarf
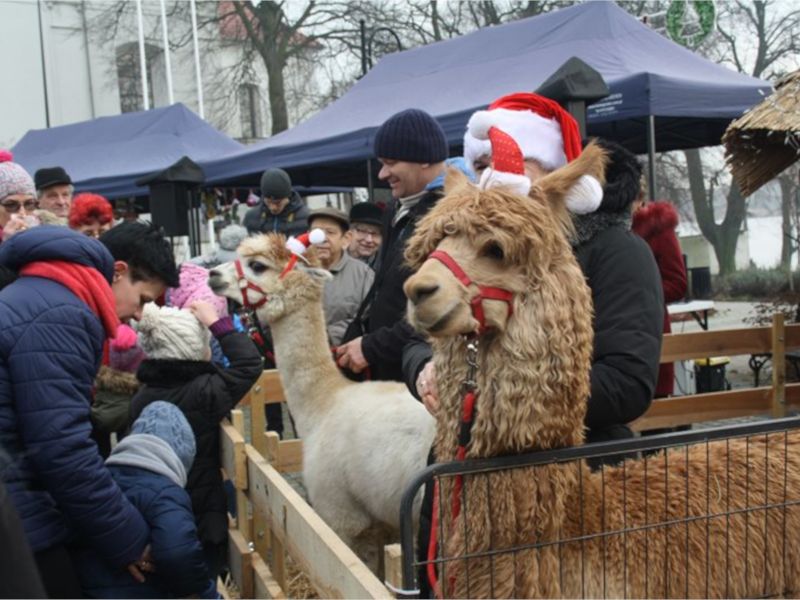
[20,260,120,338]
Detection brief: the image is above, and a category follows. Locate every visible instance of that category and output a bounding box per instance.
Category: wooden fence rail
[220,370,391,599]
[633,316,798,430]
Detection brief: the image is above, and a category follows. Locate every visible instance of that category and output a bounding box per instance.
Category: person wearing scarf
[0,224,179,597]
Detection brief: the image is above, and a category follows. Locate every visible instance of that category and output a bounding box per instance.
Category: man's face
[111,262,165,321]
[377,159,429,199]
[38,184,72,218]
[264,196,289,215]
[309,216,347,268]
[348,222,382,259]
[77,219,113,239]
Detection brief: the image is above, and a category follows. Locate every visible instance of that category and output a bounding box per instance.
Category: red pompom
[0,150,13,163]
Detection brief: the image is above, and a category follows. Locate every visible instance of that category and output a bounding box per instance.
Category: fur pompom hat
[592,138,643,213]
[130,401,196,473]
[169,262,228,317]
[137,303,211,361]
[219,224,248,251]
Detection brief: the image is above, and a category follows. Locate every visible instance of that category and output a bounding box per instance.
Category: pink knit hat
[0,151,36,200]
[169,262,228,317]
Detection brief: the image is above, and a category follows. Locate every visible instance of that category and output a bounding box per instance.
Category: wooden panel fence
[220,369,391,599]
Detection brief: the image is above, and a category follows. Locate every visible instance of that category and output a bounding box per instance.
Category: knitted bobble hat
[131,401,196,473]
[0,150,36,200]
[137,303,211,361]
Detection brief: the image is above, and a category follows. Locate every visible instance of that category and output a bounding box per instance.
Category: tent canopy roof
[12,104,243,198]
[205,1,770,187]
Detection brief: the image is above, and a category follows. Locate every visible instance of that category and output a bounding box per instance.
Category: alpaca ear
[536,141,608,214]
[444,166,471,195]
[297,265,333,282]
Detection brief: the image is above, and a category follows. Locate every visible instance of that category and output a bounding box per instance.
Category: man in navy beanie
[336,108,447,382]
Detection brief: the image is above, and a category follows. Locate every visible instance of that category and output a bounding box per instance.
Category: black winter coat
[358,189,442,382]
[574,218,663,443]
[130,331,263,544]
[242,192,309,238]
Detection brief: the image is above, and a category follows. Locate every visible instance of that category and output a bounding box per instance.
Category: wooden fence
[220,370,392,599]
[632,314,799,430]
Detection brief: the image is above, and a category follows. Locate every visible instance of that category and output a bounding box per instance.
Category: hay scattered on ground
[286,555,319,599]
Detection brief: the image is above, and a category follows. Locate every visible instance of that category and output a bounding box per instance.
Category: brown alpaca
[403,144,800,598]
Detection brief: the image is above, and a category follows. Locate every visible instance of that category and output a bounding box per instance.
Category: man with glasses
[34,166,73,219]
[243,167,309,238]
[347,202,384,269]
[0,151,39,242]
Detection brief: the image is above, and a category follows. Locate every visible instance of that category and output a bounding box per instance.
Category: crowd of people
[0,89,683,599]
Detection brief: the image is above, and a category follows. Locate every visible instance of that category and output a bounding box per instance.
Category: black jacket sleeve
[208,330,264,418]
[361,318,416,371]
[581,229,664,431]
[402,336,433,400]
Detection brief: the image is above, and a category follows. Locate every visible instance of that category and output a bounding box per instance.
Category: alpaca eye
[248,261,268,274]
[482,242,505,261]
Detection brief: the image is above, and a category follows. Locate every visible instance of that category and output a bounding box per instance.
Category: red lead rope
[427,360,480,598]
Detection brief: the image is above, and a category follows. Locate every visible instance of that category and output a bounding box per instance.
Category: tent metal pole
[647,114,657,201]
[367,159,374,202]
[189,0,205,118]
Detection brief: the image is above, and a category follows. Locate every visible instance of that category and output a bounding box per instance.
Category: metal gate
[399,416,800,599]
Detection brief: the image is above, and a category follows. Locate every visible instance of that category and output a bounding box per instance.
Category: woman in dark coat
[130,301,263,578]
[632,199,688,398]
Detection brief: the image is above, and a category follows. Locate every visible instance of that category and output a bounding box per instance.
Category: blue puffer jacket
[76,465,214,599]
[0,227,148,565]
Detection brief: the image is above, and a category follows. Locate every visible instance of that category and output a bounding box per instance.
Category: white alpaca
[209,234,435,569]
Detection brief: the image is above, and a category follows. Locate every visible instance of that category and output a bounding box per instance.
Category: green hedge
[713,267,798,300]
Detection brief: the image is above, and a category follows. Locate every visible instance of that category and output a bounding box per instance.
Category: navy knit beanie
[373,109,448,164]
[131,401,196,473]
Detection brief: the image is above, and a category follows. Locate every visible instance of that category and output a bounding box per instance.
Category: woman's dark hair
[100,222,179,287]
[593,138,643,213]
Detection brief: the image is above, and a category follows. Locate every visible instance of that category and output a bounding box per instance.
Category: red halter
[428,250,514,334]
[234,259,269,309]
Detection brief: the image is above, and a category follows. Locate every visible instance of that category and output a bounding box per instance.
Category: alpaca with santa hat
[407,94,662,451]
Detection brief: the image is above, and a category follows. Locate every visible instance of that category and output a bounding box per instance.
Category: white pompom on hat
[137,303,211,361]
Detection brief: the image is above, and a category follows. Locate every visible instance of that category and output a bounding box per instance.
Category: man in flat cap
[34,167,73,219]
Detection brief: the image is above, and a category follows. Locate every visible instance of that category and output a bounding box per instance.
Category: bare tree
[682,0,800,276]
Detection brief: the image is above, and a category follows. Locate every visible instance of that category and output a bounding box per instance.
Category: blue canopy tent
[204,1,770,189]
[12,103,243,198]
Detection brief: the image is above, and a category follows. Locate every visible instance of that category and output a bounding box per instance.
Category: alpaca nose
[407,282,440,305]
[208,271,227,292]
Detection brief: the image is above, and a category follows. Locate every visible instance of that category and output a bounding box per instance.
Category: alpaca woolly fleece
[137,303,210,361]
[169,262,227,317]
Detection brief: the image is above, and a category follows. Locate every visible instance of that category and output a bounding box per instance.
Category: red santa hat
[465,93,603,214]
[280,228,326,278]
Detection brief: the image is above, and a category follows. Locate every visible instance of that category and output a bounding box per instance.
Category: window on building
[239,84,263,139]
[116,42,158,113]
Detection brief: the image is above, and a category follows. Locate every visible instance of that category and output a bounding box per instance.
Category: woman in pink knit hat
[0,151,39,241]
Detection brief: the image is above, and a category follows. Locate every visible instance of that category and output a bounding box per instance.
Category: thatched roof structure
[723,70,800,197]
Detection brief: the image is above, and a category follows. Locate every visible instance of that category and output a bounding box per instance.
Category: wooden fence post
[772,313,786,418]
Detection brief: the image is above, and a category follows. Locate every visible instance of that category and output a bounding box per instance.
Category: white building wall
[0,0,323,147]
